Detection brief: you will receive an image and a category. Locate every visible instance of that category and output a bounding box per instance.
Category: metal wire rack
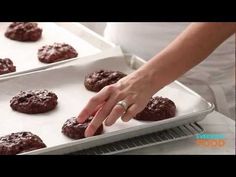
[70,122,204,155]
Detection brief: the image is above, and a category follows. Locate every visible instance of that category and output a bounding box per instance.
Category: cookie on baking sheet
[134,96,176,121]
[38,43,78,63]
[84,69,127,92]
[5,22,42,41]
[10,89,58,114]
[0,132,46,155]
[62,117,103,140]
[0,58,16,75]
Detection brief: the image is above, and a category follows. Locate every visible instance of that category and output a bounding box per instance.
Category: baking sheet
[0,22,102,77]
[0,54,214,154]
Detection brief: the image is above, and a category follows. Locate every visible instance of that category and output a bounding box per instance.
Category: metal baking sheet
[0,54,214,155]
[0,22,106,78]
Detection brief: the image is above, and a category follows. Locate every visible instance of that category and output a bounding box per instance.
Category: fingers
[84,109,104,137]
[85,95,119,137]
[84,123,98,138]
[104,104,126,126]
[121,104,141,122]
[91,104,104,117]
[77,86,112,123]
[104,98,132,126]
[85,101,144,137]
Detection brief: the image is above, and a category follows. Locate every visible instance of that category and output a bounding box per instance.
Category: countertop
[122,111,235,155]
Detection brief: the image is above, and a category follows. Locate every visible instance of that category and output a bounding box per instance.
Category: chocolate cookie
[0,132,46,155]
[134,96,176,121]
[5,22,42,41]
[38,43,78,63]
[0,58,16,75]
[84,70,127,92]
[10,89,58,114]
[62,117,103,139]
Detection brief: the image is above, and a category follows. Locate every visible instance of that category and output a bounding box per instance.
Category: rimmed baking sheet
[0,22,104,77]
[0,54,214,155]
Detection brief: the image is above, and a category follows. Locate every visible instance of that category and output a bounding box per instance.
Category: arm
[77,23,236,137]
[139,22,236,92]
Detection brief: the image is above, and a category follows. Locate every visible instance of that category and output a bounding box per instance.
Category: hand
[77,69,157,137]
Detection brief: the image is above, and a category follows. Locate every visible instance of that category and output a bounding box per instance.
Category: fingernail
[85,127,94,137]
[104,118,111,126]
[105,117,117,126]
[105,120,112,126]
[121,116,130,122]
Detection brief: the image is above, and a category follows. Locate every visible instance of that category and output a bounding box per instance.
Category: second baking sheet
[0,22,102,77]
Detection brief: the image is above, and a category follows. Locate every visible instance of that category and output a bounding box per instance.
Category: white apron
[104,23,235,119]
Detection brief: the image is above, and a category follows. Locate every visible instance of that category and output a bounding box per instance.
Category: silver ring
[116,100,128,111]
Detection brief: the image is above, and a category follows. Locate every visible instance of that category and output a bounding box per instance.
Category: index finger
[77,87,111,123]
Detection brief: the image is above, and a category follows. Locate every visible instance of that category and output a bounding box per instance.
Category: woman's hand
[77,69,157,137]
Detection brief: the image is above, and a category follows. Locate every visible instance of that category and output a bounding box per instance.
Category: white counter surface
[122,111,235,155]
